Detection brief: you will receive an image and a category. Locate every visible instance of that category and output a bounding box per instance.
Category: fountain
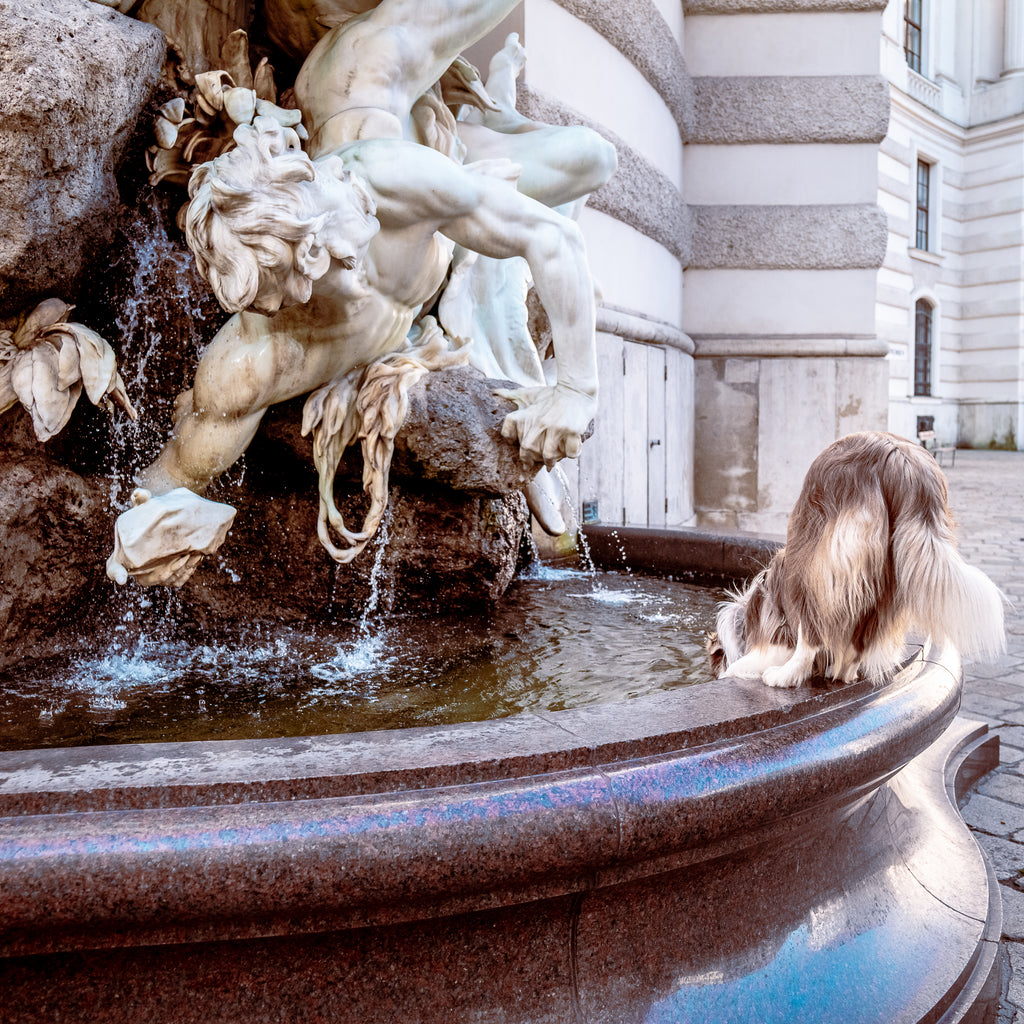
[0,2,1003,1021]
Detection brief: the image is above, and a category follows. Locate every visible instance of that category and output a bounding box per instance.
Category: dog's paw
[762,665,804,688]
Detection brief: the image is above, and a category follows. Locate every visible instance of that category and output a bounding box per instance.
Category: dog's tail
[886,443,1007,662]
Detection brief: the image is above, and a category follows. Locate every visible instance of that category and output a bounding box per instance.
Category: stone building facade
[502,0,891,536]
[878,0,1024,451]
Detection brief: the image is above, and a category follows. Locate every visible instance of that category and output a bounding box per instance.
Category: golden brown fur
[708,432,1005,687]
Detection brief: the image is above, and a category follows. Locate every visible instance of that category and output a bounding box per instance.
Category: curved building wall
[684,0,890,534]
[484,0,698,529]
[475,0,891,534]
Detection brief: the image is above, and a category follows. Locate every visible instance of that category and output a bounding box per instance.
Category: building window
[915,159,931,250]
[905,0,923,72]
[914,300,933,396]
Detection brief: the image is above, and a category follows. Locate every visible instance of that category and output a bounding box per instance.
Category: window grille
[914,300,932,397]
[905,0,923,72]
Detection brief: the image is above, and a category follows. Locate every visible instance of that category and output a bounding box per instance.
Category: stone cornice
[685,0,886,11]
[692,334,889,358]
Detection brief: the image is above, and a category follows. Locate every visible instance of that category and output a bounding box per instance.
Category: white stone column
[1003,0,1024,76]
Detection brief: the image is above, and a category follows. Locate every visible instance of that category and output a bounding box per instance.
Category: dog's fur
[707,431,1006,687]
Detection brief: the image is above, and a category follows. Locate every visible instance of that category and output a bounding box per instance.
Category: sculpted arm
[356,142,597,466]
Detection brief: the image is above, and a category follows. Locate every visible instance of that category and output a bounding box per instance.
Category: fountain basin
[0,529,1002,1023]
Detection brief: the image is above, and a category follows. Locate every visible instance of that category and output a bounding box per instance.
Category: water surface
[0,568,721,750]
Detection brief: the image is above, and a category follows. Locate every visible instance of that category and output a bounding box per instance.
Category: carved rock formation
[0,441,111,668]
[0,0,165,317]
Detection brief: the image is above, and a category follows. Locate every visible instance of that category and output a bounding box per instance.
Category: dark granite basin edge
[0,645,962,956]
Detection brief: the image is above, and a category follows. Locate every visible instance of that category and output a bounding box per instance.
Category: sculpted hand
[496,382,595,468]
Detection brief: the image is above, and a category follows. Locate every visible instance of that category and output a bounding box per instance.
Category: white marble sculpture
[108,0,616,587]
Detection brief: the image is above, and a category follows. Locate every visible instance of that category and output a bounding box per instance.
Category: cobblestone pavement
[943,449,1024,1022]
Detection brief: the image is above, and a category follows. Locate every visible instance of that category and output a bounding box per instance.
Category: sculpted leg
[459,34,618,207]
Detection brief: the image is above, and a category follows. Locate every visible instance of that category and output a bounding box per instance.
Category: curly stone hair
[184,116,333,315]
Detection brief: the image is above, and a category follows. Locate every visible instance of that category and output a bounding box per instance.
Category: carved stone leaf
[13,298,73,349]
[255,98,302,129]
[148,145,191,187]
[55,330,82,390]
[194,69,234,115]
[56,323,116,404]
[10,345,80,441]
[253,58,276,103]
[219,29,253,90]
[106,371,139,420]
[158,97,187,124]
[154,116,180,149]
[222,86,256,126]
[0,363,17,415]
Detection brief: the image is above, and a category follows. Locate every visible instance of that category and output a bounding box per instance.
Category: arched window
[905,0,923,73]
[913,300,933,396]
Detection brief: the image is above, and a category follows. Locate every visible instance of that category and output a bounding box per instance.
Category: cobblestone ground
[944,450,1024,1022]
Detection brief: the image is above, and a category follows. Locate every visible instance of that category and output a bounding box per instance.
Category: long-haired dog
[707,431,1006,687]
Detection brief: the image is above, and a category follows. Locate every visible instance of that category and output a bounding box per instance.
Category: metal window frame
[915,158,930,250]
[905,0,923,72]
[914,300,932,397]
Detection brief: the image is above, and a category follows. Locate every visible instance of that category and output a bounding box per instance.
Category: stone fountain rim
[0,519,969,959]
[0,641,962,957]
[0,642,957,816]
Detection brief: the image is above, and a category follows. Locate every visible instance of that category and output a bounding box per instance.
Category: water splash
[553,464,597,575]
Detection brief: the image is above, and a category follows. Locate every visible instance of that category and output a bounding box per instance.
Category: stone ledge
[692,334,889,358]
[685,0,886,11]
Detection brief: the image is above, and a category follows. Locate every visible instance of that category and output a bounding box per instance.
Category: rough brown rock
[0,0,166,317]
[180,367,536,622]
[0,443,111,668]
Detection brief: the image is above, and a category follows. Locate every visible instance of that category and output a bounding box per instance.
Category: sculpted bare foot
[106,488,236,588]
[486,32,526,110]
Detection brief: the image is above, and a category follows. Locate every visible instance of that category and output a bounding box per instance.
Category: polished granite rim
[0,641,962,957]
[0,526,1004,1024]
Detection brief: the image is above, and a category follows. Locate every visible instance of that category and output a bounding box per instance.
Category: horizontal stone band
[692,75,891,144]
[685,0,886,12]
[690,204,887,269]
[692,334,890,358]
[518,86,690,263]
